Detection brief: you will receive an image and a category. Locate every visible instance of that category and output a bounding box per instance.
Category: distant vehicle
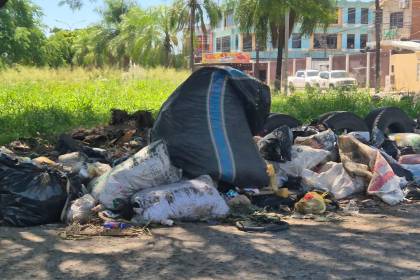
[311,70,357,89]
[288,70,319,91]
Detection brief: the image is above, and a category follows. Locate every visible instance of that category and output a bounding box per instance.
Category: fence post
[366,52,371,89]
[306,57,312,70]
[293,59,296,75]
[346,54,350,72]
[329,55,333,71]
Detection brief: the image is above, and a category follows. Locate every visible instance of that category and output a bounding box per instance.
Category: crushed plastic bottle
[343,200,359,215]
[103,221,132,229]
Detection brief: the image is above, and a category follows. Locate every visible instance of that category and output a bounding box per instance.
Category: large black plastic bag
[152,66,271,187]
[0,153,69,226]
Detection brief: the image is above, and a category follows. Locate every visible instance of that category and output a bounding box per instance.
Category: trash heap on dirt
[1,66,419,234]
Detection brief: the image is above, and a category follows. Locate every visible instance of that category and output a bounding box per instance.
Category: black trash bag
[0,153,69,227]
[291,126,319,139]
[257,126,293,162]
[381,139,400,160]
[152,66,271,187]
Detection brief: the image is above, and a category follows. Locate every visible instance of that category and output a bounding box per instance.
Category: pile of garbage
[0,66,419,233]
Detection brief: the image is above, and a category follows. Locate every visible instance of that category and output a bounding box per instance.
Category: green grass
[0,67,419,145]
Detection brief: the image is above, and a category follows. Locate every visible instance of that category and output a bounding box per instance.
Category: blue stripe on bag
[208,71,234,182]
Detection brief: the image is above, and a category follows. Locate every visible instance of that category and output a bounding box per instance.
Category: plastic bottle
[343,200,359,215]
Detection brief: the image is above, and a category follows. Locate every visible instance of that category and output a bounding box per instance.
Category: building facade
[205,0,374,63]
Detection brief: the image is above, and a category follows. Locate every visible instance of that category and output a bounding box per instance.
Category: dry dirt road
[1,202,420,280]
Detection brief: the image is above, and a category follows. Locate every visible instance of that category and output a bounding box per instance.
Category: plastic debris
[131,175,229,224]
[338,135,406,205]
[257,126,293,162]
[295,192,328,215]
[294,129,337,151]
[66,194,97,224]
[90,140,182,210]
[273,145,331,177]
[301,162,365,200]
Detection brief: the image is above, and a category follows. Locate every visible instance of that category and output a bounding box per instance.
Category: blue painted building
[208,0,374,61]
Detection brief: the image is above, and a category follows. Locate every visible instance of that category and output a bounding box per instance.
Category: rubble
[0,67,418,238]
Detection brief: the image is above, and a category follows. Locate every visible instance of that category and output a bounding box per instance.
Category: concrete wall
[390,52,420,92]
[381,0,412,40]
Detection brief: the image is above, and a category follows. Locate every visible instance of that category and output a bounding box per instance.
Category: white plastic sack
[367,151,406,205]
[131,175,229,223]
[66,194,97,224]
[90,140,182,210]
[301,162,365,200]
[274,145,330,177]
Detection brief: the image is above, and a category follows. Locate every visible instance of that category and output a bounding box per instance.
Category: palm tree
[171,0,221,71]
[233,0,269,79]
[228,0,335,90]
[115,6,178,68]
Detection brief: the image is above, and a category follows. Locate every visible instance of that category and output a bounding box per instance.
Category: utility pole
[283,9,290,95]
[375,0,381,93]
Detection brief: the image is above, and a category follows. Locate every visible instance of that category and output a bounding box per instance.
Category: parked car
[311,70,357,89]
[288,70,319,91]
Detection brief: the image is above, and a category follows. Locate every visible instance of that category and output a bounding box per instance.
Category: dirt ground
[1,202,420,280]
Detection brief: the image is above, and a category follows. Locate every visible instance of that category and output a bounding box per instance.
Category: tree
[45,29,76,68]
[171,0,221,70]
[0,0,47,66]
[233,0,269,79]
[227,0,335,90]
[115,6,178,68]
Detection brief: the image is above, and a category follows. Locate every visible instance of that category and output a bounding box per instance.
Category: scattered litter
[294,129,336,151]
[257,126,293,162]
[342,199,360,215]
[0,152,75,226]
[66,194,97,225]
[131,175,229,224]
[389,133,420,153]
[301,162,365,200]
[273,145,330,177]
[90,140,182,210]
[294,192,328,215]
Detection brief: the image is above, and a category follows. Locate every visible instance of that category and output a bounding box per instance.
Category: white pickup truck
[310,70,358,89]
[288,70,319,91]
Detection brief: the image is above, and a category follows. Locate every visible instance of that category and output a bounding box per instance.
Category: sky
[33,0,170,31]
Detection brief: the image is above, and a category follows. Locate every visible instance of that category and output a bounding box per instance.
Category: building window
[235,35,239,50]
[216,37,221,52]
[225,13,234,27]
[347,34,355,49]
[314,34,337,49]
[361,8,369,24]
[257,40,266,51]
[348,8,356,24]
[390,12,404,28]
[221,36,231,52]
[292,34,302,49]
[242,34,252,52]
[360,34,368,49]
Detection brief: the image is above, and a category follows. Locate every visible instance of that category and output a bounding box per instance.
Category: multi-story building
[199,0,374,81]
[380,0,419,40]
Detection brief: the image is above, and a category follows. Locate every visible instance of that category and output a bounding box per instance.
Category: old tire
[365,107,415,134]
[262,113,301,136]
[316,111,368,133]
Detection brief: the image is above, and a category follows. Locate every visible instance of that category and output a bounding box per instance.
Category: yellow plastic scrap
[267,164,289,198]
[295,192,328,215]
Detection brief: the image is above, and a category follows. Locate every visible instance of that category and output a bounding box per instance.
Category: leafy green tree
[228,0,335,89]
[0,0,47,66]
[171,0,221,70]
[45,29,76,68]
[115,6,178,68]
